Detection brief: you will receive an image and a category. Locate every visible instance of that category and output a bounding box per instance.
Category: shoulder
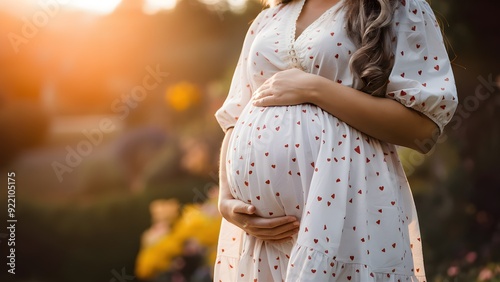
[248,4,285,33]
[253,4,285,24]
[392,0,441,34]
[393,0,437,24]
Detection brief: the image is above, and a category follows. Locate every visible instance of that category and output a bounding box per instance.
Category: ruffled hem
[214,255,240,282]
[214,246,427,282]
[286,244,427,282]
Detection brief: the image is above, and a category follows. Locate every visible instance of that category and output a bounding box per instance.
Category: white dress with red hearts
[214,0,457,281]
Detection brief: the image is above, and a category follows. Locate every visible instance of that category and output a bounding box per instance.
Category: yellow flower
[165,81,201,111]
[135,198,222,280]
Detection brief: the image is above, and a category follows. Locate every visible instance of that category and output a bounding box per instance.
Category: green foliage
[0,177,209,282]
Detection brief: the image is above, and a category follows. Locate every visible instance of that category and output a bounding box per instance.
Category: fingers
[253,89,278,107]
[248,215,297,229]
[232,201,256,215]
[252,96,269,107]
[268,237,296,244]
[246,222,300,241]
[242,216,300,241]
[253,87,272,101]
[223,198,301,242]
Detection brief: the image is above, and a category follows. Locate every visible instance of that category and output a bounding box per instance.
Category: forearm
[218,127,234,209]
[309,76,438,153]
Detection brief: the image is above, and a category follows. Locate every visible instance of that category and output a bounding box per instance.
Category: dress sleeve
[214,9,270,133]
[386,0,458,135]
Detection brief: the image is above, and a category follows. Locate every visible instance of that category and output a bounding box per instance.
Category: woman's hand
[219,196,300,243]
[252,68,319,107]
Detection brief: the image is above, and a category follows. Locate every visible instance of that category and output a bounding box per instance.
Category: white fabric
[214,0,457,281]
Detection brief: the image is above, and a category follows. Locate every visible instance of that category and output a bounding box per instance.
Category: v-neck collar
[292,0,343,43]
[284,0,344,71]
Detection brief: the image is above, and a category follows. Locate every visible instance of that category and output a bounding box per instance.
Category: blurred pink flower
[478,268,493,281]
[447,266,460,277]
[465,251,478,264]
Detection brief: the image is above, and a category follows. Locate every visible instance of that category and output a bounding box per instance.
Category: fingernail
[293,221,300,227]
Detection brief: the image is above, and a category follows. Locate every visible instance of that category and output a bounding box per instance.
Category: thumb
[233,201,256,215]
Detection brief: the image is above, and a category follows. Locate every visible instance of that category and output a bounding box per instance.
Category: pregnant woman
[215,0,457,281]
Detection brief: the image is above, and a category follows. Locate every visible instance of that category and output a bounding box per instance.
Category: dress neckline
[293,0,343,43]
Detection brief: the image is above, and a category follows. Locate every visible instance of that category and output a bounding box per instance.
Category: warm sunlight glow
[143,0,177,15]
[66,0,122,15]
[228,0,247,13]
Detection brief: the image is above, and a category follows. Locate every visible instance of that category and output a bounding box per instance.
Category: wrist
[306,74,328,105]
[217,199,227,217]
[217,190,233,214]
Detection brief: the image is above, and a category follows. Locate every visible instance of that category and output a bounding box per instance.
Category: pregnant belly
[226,103,343,219]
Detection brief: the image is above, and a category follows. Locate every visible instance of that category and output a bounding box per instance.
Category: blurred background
[0,0,498,281]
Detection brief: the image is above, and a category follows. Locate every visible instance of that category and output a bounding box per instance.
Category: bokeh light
[0,0,499,281]
[143,0,177,14]
[65,0,123,14]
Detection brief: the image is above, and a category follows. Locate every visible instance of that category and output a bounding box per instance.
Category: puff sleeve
[386,0,458,134]
[214,9,271,133]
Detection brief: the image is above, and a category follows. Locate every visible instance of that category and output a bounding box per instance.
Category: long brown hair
[267,0,398,96]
